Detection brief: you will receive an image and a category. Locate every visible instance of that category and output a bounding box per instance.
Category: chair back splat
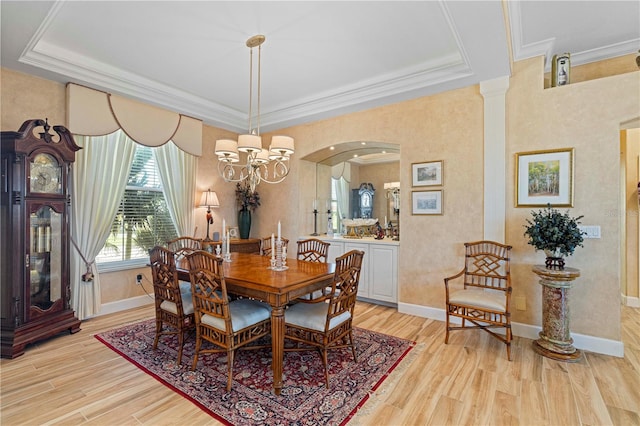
[149,246,195,365]
[260,236,289,257]
[186,250,271,391]
[296,238,330,263]
[284,249,365,388]
[444,240,513,360]
[167,236,202,257]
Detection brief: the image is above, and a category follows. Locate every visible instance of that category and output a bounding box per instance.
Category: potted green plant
[523,204,585,269]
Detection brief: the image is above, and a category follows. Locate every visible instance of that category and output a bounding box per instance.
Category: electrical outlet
[136,274,143,285]
[515,296,526,311]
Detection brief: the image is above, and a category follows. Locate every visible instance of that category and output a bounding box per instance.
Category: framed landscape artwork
[516,148,574,207]
[412,190,442,215]
[412,161,442,187]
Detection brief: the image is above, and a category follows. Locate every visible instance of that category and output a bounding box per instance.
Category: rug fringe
[348,342,425,425]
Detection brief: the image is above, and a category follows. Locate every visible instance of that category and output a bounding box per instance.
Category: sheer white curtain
[70,131,136,319]
[154,141,197,236]
[334,177,350,228]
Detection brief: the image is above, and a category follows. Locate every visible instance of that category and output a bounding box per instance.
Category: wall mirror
[302,141,400,235]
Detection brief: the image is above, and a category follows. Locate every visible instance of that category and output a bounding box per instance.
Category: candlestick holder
[326,209,333,236]
[269,239,288,271]
[311,209,319,236]
[221,236,232,262]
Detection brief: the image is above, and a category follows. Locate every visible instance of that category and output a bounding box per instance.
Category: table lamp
[199,189,220,241]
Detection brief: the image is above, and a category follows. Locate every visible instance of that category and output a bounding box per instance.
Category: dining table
[176,251,335,395]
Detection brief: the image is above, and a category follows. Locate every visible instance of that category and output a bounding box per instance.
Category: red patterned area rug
[95,319,416,425]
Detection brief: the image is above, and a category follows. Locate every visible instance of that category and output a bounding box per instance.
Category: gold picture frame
[412,160,443,187]
[516,148,574,207]
[412,190,443,215]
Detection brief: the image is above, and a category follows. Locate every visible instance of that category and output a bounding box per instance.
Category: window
[96,145,177,268]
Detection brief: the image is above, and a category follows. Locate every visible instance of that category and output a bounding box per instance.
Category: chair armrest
[444,269,464,287]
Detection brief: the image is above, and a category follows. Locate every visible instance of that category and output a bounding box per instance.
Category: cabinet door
[344,242,369,298]
[326,241,345,264]
[369,245,398,303]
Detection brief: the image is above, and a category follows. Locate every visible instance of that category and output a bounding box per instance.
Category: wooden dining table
[176,251,335,395]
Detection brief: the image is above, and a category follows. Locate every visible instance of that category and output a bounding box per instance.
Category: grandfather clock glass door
[28,204,63,314]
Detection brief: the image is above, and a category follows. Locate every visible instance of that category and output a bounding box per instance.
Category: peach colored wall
[624,129,640,299]
[2,54,638,340]
[506,57,639,339]
[0,68,66,129]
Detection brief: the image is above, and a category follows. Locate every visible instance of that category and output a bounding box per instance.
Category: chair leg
[226,350,235,392]
[444,312,450,344]
[191,331,201,371]
[506,326,512,361]
[348,330,357,362]
[318,348,329,388]
[177,329,184,365]
[153,319,162,349]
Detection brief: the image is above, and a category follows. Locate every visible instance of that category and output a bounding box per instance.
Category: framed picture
[551,53,571,87]
[412,190,442,215]
[227,226,239,239]
[412,161,442,187]
[516,148,574,207]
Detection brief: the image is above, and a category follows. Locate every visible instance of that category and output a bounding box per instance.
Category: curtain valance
[66,83,202,156]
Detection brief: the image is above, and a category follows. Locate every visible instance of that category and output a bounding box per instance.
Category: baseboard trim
[623,294,640,308]
[99,295,153,317]
[398,302,624,358]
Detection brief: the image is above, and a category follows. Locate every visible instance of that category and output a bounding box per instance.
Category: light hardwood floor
[1,302,639,425]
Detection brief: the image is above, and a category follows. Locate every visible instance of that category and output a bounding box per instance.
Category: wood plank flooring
[1,303,638,425]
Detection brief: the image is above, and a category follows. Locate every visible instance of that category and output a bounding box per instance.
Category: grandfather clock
[1,119,82,358]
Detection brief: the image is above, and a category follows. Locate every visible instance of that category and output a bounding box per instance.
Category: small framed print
[516,148,574,207]
[551,53,571,87]
[412,161,443,187]
[412,190,443,215]
[227,226,239,239]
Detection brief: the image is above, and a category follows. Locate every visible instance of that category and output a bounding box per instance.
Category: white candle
[385,216,387,226]
[226,230,230,254]
[277,221,281,242]
[313,199,317,210]
[222,218,226,237]
[271,233,275,259]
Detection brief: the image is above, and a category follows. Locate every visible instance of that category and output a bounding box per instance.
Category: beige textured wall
[0,68,66,130]
[624,129,640,299]
[2,54,638,340]
[506,57,639,339]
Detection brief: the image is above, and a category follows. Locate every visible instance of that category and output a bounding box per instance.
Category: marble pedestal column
[532,265,582,362]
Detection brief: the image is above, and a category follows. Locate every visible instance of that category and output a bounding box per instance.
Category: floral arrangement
[235,182,260,211]
[523,204,585,257]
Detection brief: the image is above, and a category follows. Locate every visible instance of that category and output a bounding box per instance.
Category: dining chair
[296,238,330,263]
[284,249,364,388]
[167,236,202,256]
[444,240,513,360]
[186,250,272,391]
[149,245,195,365]
[260,236,289,257]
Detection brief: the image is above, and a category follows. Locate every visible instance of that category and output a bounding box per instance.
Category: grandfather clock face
[30,153,62,194]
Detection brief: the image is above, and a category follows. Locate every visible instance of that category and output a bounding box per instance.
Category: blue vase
[238,208,251,239]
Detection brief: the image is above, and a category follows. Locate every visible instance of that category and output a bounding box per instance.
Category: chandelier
[215,35,295,192]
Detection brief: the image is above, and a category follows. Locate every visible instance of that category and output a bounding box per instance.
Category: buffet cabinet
[308,236,398,306]
[1,119,82,358]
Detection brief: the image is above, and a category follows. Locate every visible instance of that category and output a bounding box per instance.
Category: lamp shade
[270,135,295,155]
[237,133,262,153]
[215,139,238,156]
[199,190,220,208]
